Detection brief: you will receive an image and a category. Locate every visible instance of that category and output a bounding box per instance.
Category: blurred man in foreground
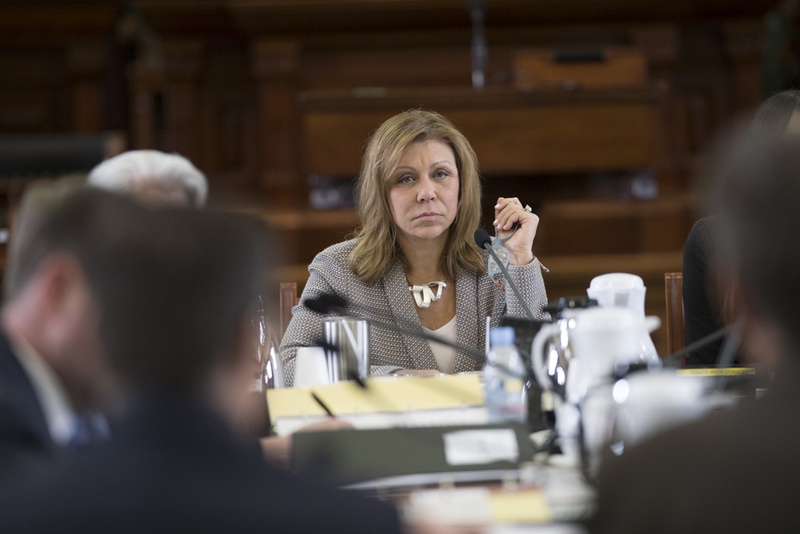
[0,182,115,487]
[590,135,800,532]
[0,188,402,533]
[87,149,348,466]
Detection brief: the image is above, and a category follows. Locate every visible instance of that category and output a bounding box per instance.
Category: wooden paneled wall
[0,3,124,135]
[120,0,773,207]
[0,0,783,355]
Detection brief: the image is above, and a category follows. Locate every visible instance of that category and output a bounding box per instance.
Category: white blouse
[422,315,458,374]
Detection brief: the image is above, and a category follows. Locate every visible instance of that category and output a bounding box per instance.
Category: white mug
[293,346,331,388]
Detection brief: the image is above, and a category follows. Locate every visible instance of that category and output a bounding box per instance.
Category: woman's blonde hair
[349,109,484,284]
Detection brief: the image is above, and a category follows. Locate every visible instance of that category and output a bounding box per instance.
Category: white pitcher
[530,306,660,466]
[587,272,658,359]
[531,307,660,403]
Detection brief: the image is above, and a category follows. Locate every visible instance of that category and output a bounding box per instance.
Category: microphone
[473,229,549,429]
[473,228,538,322]
[661,324,735,366]
[713,320,743,392]
[304,295,484,363]
[303,294,527,380]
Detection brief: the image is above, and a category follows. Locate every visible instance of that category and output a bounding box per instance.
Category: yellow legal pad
[267,373,484,418]
[489,489,552,524]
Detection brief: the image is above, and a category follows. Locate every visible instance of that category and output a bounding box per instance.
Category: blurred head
[82,200,267,396]
[4,186,267,416]
[88,150,208,208]
[713,90,800,331]
[4,181,81,302]
[749,89,800,138]
[2,186,140,411]
[350,109,484,282]
[711,134,800,358]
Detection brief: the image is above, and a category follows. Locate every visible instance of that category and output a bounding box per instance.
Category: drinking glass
[252,295,285,391]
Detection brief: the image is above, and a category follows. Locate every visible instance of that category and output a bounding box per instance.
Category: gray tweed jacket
[279,238,549,386]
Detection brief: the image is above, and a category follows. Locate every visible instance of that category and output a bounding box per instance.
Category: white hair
[88,150,208,208]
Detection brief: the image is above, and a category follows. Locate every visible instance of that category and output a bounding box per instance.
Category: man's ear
[35,254,86,316]
[36,254,83,310]
[32,254,95,361]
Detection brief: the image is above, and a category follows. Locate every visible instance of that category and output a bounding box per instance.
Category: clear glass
[252,295,285,391]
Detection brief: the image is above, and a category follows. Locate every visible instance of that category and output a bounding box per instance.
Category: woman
[683,89,800,366]
[280,109,549,385]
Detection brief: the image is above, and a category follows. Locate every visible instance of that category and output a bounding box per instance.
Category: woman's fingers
[493,196,538,265]
[493,197,531,232]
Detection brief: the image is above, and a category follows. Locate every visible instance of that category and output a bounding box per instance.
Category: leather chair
[279,282,299,342]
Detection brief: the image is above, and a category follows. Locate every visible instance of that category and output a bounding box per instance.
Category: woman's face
[388,139,460,247]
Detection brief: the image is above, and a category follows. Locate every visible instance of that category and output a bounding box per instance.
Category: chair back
[279,282,299,342]
[664,272,685,358]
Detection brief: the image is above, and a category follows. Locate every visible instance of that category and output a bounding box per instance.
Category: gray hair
[88,150,208,208]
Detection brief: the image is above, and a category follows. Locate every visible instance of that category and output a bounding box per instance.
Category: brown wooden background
[0,0,788,355]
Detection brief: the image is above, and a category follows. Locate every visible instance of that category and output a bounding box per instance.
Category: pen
[311,391,335,417]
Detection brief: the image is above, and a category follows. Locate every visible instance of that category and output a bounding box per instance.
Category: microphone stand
[713,320,743,392]
[661,324,735,367]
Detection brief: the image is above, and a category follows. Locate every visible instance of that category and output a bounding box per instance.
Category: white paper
[443,429,519,466]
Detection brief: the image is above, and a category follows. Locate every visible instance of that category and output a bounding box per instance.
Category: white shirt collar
[10,336,77,446]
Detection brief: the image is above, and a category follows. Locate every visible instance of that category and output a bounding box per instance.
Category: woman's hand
[493,197,538,266]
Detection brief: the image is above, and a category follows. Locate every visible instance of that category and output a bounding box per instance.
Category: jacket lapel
[454,268,484,372]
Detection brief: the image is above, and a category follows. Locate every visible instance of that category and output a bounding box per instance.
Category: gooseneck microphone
[305,294,485,363]
[713,321,743,392]
[303,294,527,380]
[661,324,736,367]
[473,228,538,322]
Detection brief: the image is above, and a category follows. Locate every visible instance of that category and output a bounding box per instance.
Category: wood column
[723,20,766,112]
[162,40,205,161]
[67,42,109,133]
[251,39,301,205]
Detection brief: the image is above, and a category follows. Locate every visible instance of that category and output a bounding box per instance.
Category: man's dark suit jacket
[0,329,60,486]
[590,359,800,533]
[0,394,403,534]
